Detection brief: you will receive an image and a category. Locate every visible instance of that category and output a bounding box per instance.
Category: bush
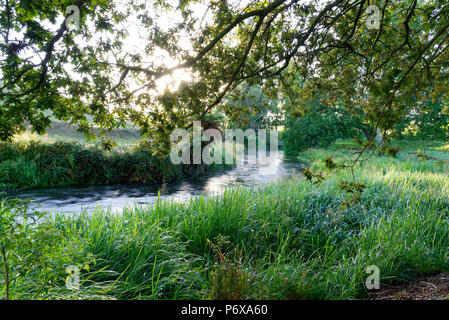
[0,140,224,190]
[282,99,360,156]
[0,198,95,299]
[394,98,449,140]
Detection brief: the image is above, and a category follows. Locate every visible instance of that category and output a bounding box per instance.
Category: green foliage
[282,98,361,156]
[338,180,366,209]
[0,197,94,299]
[443,144,449,153]
[206,235,253,300]
[409,148,449,168]
[380,145,400,158]
[353,136,401,158]
[0,140,225,190]
[395,97,449,140]
[302,168,325,185]
[2,140,449,299]
[324,156,347,170]
[338,181,366,194]
[224,84,282,129]
[47,143,449,299]
[52,208,204,299]
[2,0,448,157]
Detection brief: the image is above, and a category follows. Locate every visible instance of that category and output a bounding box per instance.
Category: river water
[6,150,305,213]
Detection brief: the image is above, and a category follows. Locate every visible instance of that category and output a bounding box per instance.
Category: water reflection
[6,150,305,213]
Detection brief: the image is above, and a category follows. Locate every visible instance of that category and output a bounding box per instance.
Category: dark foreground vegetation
[1,140,448,300]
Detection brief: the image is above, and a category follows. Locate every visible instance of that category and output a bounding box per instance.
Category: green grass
[0,140,230,190]
[2,122,235,190]
[4,139,447,299]
[299,139,449,167]
[0,141,181,190]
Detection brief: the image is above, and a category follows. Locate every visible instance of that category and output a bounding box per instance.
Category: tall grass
[0,140,229,190]
[22,142,447,300]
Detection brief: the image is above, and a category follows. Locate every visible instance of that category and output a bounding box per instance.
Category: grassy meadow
[3,139,449,299]
[17,120,142,146]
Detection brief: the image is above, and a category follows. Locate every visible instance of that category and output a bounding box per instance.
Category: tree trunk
[376,128,385,155]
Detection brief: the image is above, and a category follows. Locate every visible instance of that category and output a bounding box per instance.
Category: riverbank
[4,150,301,213]
[2,139,448,299]
[0,140,231,190]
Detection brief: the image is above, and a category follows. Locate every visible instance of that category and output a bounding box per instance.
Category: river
[6,150,305,213]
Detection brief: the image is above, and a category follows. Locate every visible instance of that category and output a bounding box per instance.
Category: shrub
[395,98,449,140]
[0,140,221,190]
[0,198,95,299]
[282,99,361,156]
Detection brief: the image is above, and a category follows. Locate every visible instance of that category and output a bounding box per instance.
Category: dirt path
[369,273,449,300]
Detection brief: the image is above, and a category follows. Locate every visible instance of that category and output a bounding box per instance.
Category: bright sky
[104,0,254,93]
[3,0,303,101]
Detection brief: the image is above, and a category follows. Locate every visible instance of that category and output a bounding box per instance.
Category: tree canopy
[1,0,448,152]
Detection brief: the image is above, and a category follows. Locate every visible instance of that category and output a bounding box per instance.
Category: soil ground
[368,273,449,300]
